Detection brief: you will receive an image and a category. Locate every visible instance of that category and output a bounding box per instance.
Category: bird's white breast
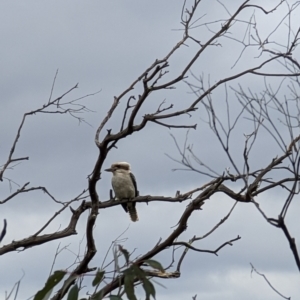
[112,173,135,199]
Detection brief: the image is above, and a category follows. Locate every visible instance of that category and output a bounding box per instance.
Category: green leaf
[92,270,105,286]
[67,284,79,300]
[118,245,130,265]
[131,264,146,280]
[60,273,78,296]
[90,290,104,300]
[124,272,137,300]
[34,270,67,300]
[143,260,164,273]
[109,296,123,300]
[142,278,156,300]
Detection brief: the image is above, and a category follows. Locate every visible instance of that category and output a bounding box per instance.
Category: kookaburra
[105,162,139,222]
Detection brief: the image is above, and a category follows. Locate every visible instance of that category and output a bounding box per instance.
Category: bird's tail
[127,203,139,222]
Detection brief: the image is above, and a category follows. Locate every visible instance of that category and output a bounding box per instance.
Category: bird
[105,162,139,222]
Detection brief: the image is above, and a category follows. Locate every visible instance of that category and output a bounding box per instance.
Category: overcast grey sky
[1,1,300,299]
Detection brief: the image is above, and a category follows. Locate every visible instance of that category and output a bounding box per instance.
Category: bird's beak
[105,167,113,172]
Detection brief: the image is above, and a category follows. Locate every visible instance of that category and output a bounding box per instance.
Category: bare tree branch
[250,263,291,300]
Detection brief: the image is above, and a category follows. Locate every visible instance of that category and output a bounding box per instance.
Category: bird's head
[105,162,131,174]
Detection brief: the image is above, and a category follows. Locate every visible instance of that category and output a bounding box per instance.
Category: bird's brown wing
[129,172,138,197]
[129,172,138,211]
